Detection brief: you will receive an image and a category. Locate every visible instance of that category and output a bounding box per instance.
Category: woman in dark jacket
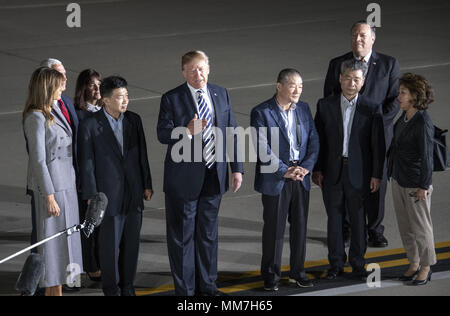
[74,69,102,282]
[388,73,436,285]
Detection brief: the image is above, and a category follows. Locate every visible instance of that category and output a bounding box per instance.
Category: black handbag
[433,125,449,171]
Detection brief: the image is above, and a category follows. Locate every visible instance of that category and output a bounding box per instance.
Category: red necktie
[58,99,72,127]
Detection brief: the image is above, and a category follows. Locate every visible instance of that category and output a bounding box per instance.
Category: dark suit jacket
[314,95,386,192]
[157,83,244,201]
[78,110,152,216]
[251,97,319,195]
[323,51,401,148]
[61,94,79,170]
[387,111,434,190]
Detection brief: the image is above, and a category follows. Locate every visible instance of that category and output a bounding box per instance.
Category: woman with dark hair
[23,67,83,296]
[74,69,102,282]
[388,73,436,285]
[74,69,102,121]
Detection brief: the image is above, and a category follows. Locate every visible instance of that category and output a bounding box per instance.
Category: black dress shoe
[326,268,344,280]
[368,234,388,248]
[263,282,279,292]
[412,270,432,286]
[351,269,369,282]
[289,277,314,288]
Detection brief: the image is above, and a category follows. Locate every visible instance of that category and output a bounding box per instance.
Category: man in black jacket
[314,60,385,280]
[323,21,401,248]
[78,76,153,296]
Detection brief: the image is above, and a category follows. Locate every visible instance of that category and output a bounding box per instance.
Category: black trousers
[98,207,143,296]
[323,162,367,271]
[261,180,310,285]
[165,166,222,296]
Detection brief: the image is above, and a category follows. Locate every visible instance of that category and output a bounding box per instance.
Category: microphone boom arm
[0,223,85,265]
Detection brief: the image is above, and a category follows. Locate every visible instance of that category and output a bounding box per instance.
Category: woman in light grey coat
[23,67,83,296]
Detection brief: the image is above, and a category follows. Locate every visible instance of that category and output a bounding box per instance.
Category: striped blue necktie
[196,89,216,169]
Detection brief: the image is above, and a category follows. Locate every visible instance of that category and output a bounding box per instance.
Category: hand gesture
[187,114,208,136]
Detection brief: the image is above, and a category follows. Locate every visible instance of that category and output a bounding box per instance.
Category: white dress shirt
[341,93,359,157]
[276,101,300,161]
[187,83,215,124]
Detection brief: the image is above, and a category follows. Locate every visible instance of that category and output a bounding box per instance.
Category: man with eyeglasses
[313,59,385,281]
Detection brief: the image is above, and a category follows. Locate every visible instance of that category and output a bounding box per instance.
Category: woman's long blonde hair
[23,67,65,124]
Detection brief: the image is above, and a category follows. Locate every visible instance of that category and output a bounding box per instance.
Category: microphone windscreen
[83,192,108,238]
[15,253,45,296]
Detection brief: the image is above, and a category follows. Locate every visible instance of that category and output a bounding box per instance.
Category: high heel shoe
[398,267,420,282]
[412,269,432,286]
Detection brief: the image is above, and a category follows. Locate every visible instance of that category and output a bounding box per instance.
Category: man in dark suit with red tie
[323,21,401,248]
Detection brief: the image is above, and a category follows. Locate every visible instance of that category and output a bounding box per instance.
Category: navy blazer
[61,94,79,170]
[157,82,244,201]
[251,97,319,196]
[78,110,152,216]
[314,95,385,192]
[323,51,401,148]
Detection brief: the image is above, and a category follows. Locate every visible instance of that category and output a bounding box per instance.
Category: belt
[342,157,349,163]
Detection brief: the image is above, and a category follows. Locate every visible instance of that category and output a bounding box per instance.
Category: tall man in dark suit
[313,60,385,280]
[323,21,401,248]
[251,69,319,291]
[157,51,244,296]
[79,76,153,296]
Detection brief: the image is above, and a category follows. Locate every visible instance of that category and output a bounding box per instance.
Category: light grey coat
[23,105,83,287]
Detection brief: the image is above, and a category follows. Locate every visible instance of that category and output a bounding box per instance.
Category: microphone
[82,192,108,238]
[15,253,45,296]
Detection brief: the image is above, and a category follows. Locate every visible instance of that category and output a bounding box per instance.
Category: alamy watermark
[170,126,280,174]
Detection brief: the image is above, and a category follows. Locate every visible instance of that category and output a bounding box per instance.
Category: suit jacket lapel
[98,111,123,159]
[207,85,222,126]
[182,83,199,120]
[52,105,72,136]
[331,95,344,146]
[363,51,379,92]
[122,114,132,160]
[268,98,289,143]
[294,106,305,148]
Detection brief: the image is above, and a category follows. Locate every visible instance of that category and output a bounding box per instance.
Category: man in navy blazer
[79,76,153,296]
[323,21,400,247]
[251,69,319,291]
[157,51,244,296]
[314,60,385,280]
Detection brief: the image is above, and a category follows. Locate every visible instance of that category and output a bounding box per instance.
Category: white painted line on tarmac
[293,271,450,296]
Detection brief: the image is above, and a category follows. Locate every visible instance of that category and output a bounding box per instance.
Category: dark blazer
[314,95,386,192]
[78,110,152,216]
[251,97,319,195]
[61,94,79,169]
[387,111,434,190]
[323,51,401,147]
[157,83,244,201]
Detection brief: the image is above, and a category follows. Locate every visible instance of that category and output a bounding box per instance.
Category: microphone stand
[0,223,85,265]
